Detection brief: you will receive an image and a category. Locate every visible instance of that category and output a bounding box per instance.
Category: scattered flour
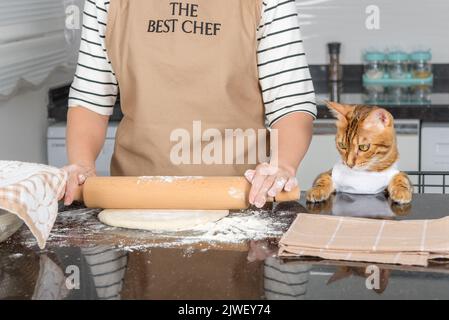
[188,210,285,242]
[120,210,290,252]
[19,207,294,253]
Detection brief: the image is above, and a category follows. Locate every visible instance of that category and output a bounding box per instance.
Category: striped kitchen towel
[279,213,449,267]
[0,161,67,249]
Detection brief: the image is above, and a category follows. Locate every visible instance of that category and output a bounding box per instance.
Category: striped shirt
[69,0,316,127]
[264,257,310,300]
[82,246,127,300]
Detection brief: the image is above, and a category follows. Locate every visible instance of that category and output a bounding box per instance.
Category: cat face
[327,102,398,171]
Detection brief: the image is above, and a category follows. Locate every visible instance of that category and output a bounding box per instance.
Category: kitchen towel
[279,213,449,267]
[0,161,67,249]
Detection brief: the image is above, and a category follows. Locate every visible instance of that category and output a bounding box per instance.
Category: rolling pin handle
[72,185,84,203]
[274,186,300,202]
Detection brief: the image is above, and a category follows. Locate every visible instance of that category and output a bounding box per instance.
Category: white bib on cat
[332,161,399,194]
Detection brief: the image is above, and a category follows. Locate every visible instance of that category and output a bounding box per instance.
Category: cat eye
[338,142,347,149]
[358,144,370,152]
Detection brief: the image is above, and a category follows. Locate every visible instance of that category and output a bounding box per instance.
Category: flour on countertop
[18,206,296,252]
[118,209,290,252]
[189,210,285,242]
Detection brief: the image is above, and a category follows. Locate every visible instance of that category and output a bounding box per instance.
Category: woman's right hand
[61,164,96,206]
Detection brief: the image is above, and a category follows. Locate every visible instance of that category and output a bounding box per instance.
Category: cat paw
[306,187,332,202]
[389,187,412,204]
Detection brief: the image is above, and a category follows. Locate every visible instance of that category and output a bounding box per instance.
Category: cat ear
[363,108,393,130]
[325,101,351,124]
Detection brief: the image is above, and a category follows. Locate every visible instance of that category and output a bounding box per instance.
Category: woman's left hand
[244,162,298,208]
[247,240,277,262]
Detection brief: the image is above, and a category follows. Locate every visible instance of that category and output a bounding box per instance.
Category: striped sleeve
[264,257,310,300]
[257,0,317,127]
[68,0,118,116]
[82,246,127,300]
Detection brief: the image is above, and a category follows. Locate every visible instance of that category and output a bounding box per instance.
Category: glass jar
[364,51,386,80]
[387,86,408,105]
[410,50,432,79]
[364,85,385,104]
[410,85,431,104]
[387,51,409,79]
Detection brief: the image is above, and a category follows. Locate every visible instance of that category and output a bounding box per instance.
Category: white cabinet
[421,123,449,170]
[297,120,339,190]
[297,119,420,191]
[420,123,449,193]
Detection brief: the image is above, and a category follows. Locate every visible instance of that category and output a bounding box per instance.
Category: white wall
[297,0,449,64]
[0,68,74,163]
[0,88,49,163]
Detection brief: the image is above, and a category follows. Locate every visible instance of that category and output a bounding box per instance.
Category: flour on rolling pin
[228,187,245,200]
[137,176,205,184]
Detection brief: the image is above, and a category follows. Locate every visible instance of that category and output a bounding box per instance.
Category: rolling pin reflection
[79,176,300,210]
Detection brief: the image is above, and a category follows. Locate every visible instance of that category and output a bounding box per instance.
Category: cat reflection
[327,266,391,294]
[306,192,411,218]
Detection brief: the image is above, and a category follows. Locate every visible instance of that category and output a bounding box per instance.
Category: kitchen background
[0,0,448,190]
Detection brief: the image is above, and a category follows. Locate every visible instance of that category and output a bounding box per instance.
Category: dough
[0,210,24,243]
[98,209,229,231]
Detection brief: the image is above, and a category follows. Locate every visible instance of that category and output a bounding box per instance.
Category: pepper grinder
[327,42,342,102]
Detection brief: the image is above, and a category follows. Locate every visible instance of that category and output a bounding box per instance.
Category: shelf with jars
[362,49,433,105]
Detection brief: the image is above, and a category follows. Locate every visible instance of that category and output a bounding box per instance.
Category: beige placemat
[0,161,67,249]
[279,213,449,267]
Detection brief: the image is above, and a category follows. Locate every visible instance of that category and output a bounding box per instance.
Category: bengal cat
[306,102,413,204]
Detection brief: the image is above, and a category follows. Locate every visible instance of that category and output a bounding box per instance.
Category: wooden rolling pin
[77,176,300,210]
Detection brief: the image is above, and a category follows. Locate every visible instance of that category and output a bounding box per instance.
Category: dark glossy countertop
[2,192,449,300]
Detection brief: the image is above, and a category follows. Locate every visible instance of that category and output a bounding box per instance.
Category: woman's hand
[61,164,96,206]
[244,162,298,208]
[247,240,277,262]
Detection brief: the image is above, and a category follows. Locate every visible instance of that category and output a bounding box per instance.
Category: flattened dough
[98,209,229,231]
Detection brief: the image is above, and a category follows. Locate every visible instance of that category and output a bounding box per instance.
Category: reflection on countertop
[1,193,449,299]
[305,192,412,218]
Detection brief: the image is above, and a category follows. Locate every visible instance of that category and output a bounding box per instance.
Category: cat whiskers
[353,162,369,170]
[356,148,384,170]
[354,156,379,170]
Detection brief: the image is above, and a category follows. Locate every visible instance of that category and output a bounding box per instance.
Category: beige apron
[105,0,266,299]
[106,0,267,177]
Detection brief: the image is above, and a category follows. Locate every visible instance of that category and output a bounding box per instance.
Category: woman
[63,0,316,299]
[63,0,316,208]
